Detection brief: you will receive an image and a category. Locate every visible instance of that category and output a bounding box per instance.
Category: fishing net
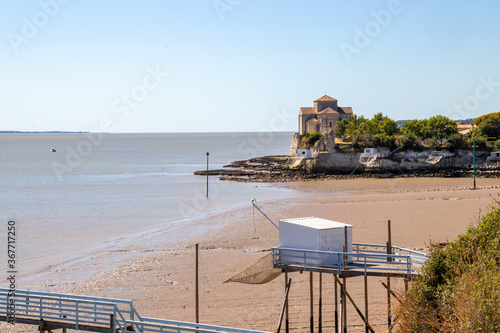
[225,253,283,284]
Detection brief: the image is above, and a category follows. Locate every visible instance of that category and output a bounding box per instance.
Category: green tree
[428,115,458,145]
[477,112,500,139]
[399,132,425,151]
[467,127,488,148]
[473,111,500,126]
[444,133,467,151]
[334,118,350,138]
[401,119,431,139]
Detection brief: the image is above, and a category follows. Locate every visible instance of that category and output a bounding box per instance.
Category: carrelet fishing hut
[278,217,352,266]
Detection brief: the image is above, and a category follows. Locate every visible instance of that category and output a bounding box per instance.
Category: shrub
[394,205,500,332]
[444,133,467,150]
[299,132,322,149]
[399,133,420,151]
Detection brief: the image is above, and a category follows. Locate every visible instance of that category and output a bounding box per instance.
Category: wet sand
[3,177,500,333]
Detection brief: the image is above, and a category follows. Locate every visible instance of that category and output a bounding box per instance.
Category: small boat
[50,148,56,152]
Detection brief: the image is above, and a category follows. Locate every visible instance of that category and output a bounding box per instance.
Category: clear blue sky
[2,0,500,133]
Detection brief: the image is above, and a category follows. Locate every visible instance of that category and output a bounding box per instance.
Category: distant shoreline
[0,130,90,134]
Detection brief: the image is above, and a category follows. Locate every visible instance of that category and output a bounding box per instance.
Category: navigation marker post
[473,139,476,190]
[206,152,209,198]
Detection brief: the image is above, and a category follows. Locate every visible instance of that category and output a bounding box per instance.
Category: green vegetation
[395,205,500,332]
[331,112,500,151]
[471,112,500,147]
[299,131,322,149]
[302,111,500,151]
[334,113,398,149]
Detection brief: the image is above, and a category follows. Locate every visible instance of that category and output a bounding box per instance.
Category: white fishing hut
[279,217,352,265]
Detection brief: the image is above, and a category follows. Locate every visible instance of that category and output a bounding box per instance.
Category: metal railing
[272,243,428,278]
[0,289,270,333]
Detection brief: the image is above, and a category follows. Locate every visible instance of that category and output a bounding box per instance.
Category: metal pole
[206,152,209,198]
[318,273,322,333]
[473,138,476,189]
[335,277,338,333]
[285,271,289,333]
[342,277,347,333]
[364,275,369,333]
[387,220,392,328]
[195,243,199,323]
[310,272,314,333]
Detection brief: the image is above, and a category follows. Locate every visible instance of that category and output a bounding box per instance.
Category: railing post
[75,300,79,331]
[6,292,9,323]
[407,256,411,279]
[337,253,341,276]
[110,314,115,333]
[113,306,117,333]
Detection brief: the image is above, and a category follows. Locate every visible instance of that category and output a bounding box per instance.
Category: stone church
[298,95,353,134]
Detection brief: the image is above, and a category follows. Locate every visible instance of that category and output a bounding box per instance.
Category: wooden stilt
[277,278,292,333]
[285,271,289,333]
[339,279,344,333]
[381,282,403,304]
[335,276,375,333]
[195,243,199,324]
[310,271,314,333]
[404,278,409,292]
[342,228,348,333]
[387,220,392,329]
[334,275,339,333]
[342,277,347,333]
[109,314,114,332]
[364,275,369,333]
[318,273,322,333]
[387,276,391,327]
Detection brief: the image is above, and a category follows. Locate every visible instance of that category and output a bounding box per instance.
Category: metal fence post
[75,300,79,331]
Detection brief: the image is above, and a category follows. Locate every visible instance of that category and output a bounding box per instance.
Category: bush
[394,205,500,332]
[493,140,500,152]
[372,133,397,148]
[399,133,420,151]
[444,133,467,150]
[299,132,322,149]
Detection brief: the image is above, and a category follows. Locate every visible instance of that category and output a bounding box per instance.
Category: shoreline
[197,155,500,183]
[4,177,500,332]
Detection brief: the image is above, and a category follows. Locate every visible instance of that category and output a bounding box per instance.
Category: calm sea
[0,132,297,282]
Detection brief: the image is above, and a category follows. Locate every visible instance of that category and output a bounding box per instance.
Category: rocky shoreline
[194,155,500,183]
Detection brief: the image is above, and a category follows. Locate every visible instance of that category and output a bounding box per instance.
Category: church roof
[306,118,319,124]
[338,106,353,114]
[299,107,317,115]
[314,95,338,102]
[318,107,339,115]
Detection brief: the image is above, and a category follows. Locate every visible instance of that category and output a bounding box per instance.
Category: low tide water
[0,132,298,284]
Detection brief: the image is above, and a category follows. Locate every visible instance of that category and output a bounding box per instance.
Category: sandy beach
[3,176,500,333]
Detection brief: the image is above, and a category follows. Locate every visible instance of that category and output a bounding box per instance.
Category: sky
[1,0,500,133]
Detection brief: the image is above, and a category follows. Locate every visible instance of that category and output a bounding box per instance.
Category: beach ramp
[225,253,283,284]
[0,289,270,333]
